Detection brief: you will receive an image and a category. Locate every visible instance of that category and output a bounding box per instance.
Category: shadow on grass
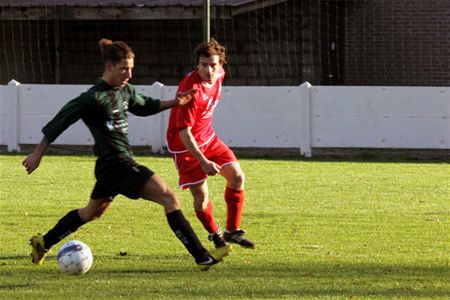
[0,284,34,290]
[0,255,30,261]
[1,255,448,298]
[235,153,450,164]
[2,150,449,163]
[95,262,450,298]
[72,261,450,298]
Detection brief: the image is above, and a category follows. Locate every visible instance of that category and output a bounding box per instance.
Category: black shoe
[196,255,219,271]
[208,230,228,248]
[223,229,256,249]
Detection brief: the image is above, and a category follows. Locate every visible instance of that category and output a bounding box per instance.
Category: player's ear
[104,61,113,71]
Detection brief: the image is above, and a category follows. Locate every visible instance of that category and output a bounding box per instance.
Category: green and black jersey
[42,80,161,163]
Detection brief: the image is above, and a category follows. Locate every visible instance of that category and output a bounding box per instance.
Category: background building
[0,0,449,86]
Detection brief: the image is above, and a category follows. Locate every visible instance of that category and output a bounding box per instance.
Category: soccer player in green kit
[22,38,231,271]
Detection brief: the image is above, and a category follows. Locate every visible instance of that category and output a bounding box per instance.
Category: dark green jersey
[42,80,161,162]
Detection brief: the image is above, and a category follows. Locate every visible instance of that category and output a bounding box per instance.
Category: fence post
[298,81,312,157]
[150,81,164,153]
[5,80,21,152]
[159,85,176,154]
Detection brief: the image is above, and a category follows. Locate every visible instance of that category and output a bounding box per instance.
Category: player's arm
[22,93,93,174]
[159,89,198,111]
[179,127,221,176]
[22,137,50,174]
[130,88,198,116]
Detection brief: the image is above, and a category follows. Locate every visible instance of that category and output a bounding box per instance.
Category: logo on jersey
[105,119,128,133]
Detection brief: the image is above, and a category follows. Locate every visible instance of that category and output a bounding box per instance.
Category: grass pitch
[0,154,449,299]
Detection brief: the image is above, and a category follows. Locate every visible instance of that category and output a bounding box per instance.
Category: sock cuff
[225,187,244,202]
[225,186,244,194]
[70,209,85,227]
[166,209,182,218]
[195,200,213,213]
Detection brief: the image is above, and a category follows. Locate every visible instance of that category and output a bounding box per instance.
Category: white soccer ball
[57,240,93,275]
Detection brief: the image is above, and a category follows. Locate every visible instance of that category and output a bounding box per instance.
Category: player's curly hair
[194,38,227,65]
[99,38,135,64]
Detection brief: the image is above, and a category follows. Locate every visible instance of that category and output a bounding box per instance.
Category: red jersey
[166,67,225,153]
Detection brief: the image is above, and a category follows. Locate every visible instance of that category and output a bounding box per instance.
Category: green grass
[0,154,449,299]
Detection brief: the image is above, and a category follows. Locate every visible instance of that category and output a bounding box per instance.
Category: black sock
[166,210,209,263]
[43,209,85,249]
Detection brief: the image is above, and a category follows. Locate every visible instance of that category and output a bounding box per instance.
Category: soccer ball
[57,240,93,275]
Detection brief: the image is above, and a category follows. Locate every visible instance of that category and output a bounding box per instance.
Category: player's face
[106,58,134,88]
[197,55,221,84]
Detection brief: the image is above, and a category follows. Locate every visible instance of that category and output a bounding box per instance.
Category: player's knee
[231,171,245,189]
[190,187,207,199]
[79,207,106,222]
[168,191,179,207]
[162,190,180,210]
[194,198,210,211]
[190,192,208,211]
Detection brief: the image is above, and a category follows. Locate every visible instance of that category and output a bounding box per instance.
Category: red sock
[195,201,219,233]
[225,187,245,231]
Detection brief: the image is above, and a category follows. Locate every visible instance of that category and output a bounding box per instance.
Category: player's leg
[138,174,231,270]
[172,150,227,248]
[220,163,256,249]
[220,162,245,229]
[138,173,180,212]
[189,181,228,248]
[206,137,256,249]
[30,197,112,265]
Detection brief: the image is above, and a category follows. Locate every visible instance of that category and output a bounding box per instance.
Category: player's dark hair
[99,38,135,64]
[194,38,227,65]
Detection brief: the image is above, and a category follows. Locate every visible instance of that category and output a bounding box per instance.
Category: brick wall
[1,1,449,86]
[345,0,450,86]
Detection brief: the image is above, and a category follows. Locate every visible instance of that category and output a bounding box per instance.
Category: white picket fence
[1,80,449,156]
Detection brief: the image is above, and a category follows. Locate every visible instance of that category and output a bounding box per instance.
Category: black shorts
[91,158,154,200]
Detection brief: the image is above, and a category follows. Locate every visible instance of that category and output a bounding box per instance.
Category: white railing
[1,80,449,157]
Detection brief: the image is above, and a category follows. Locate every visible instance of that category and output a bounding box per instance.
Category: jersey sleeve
[127,85,161,116]
[42,92,96,143]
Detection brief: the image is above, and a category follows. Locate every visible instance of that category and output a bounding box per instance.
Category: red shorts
[172,135,238,189]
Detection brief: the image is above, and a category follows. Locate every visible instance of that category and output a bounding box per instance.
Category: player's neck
[100,75,113,86]
[101,75,121,89]
[202,81,215,88]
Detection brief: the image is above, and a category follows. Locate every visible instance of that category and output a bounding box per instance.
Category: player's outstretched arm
[22,137,49,174]
[159,88,198,111]
[175,88,198,106]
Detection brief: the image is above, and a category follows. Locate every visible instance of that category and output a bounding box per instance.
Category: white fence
[1,80,449,157]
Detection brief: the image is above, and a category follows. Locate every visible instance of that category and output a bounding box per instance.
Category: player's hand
[175,89,198,106]
[22,152,42,174]
[201,160,222,176]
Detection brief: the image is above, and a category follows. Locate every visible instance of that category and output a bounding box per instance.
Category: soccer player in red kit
[166,39,256,249]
